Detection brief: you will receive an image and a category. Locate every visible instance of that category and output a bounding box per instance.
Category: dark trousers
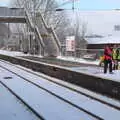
[113,60,118,70]
[104,59,112,73]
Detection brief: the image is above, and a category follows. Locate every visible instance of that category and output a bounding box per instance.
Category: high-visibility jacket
[117,49,120,60]
[100,56,105,61]
[104,47,112,60]
[112,48,119,60]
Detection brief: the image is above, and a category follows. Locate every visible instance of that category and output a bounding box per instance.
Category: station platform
[0,50,120,100]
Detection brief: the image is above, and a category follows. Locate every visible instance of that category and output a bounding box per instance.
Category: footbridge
[0,7,61,56]
[0,7,26,23]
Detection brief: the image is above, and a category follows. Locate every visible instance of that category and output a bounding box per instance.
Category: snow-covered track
[0,60,120,120]
[0,80,45,120]
[0,60,102,120]
[1,59,120,111]
[0,81,42,120]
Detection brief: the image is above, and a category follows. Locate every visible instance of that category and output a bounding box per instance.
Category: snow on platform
[70,66,120,82]
[0,50,120,83]
[57,56,120,82]
[0,50,42,57]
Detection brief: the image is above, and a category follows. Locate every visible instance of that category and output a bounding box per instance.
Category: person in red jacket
[104,44,113,74]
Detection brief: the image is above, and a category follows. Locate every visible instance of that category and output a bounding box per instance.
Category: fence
[0,7,25,17]
[61,48,104,60]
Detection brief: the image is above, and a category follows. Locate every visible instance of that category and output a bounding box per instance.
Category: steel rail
[0,80,45,120]
[0,60,103,120]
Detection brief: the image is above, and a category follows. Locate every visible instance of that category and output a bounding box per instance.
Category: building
[86,35,120,49]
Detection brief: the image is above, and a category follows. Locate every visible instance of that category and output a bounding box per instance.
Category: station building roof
[86,36,120,44]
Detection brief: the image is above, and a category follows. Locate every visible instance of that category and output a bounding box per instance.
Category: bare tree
[74,12,88,48]
[11,0,88,57]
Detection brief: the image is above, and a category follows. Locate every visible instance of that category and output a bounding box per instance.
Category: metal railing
[61,48,104,60]
[0,7,25,17]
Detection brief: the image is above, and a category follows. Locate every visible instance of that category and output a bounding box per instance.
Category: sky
[0,0,10,6]
[0,0,120,9]
[57,0,120,10]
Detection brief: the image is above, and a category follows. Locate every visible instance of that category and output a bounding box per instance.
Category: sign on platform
[66,36,75,51]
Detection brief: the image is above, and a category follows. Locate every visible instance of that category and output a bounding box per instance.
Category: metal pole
[31,0,35,54]
[72,0,75,12]
[8,23,10,39]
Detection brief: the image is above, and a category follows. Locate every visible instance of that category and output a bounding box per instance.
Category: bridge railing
[0,7,25,17]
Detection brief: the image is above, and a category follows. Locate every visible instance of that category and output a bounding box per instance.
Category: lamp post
[72,0,75,11]
[31,0,36,55]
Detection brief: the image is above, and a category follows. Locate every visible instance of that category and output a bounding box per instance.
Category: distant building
[86,36,120,49]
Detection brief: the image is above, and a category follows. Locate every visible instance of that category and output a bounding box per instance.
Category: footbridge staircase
[0,7,61,56]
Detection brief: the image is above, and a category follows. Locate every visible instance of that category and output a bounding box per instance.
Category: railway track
[0,60,120,119]
[0,81,45,120]
[1,59,120,110]
[0,60,101,120]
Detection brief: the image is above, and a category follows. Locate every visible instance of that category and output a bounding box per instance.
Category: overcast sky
[57,0,120,10]
[0,0,120,9]
[0,0,10,6]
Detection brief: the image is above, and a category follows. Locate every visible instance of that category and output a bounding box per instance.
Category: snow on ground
[0,50,28,56]
[0,50,42,57]
[58,56,120,82]
[0,60,120,120]
[0,64,97,120]
[57,56,100,65]
[0,81,40,120]
[70,66,120,82]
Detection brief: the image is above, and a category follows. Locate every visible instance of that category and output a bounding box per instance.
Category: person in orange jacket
[103,44,113,74]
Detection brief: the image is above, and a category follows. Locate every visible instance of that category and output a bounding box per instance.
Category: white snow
[57,56,100,65]
[0,60,120,120]
[57,55,120,81]
[0,81,40,120]
[86,36,120,44]
[77,10,120,36]
[0,63,97,120]
[4,59,120,107]
[0,50,42,57]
